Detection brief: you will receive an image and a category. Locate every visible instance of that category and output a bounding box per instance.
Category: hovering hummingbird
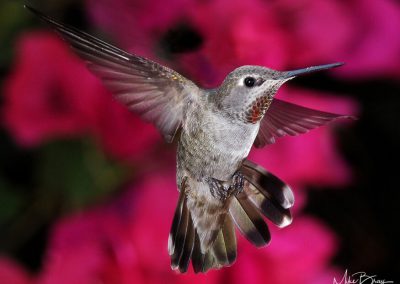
[27,6,353,273]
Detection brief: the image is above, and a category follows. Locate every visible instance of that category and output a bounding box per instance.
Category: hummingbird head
[214,63,343,123]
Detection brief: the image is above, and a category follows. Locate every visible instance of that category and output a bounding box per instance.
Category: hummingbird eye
[244,77,256,88]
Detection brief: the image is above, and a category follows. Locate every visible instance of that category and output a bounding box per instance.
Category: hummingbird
[27,6,353,273]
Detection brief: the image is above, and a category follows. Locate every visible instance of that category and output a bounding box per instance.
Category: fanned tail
[168,160,294,273]
[168,185,237,273]
[228,159,294,249]
[191,215,237,273]
[240,160,294,226]
[169,186,195,272]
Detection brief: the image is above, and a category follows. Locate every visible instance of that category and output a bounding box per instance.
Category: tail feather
[244,184,292,228]
[241,160,294,209]
[221,214,237,264]
[240,160,293,228]
[211,230,229,265]
[191,233,204,273]
[197,216,222,254]
[209,214,237,267]
[168,186,186,256]
[185,182,228,254]
[170,191,190,270]
[229,193,271,247]
[201,250,215,272]
[171,202,237,273]
[177,217,195,273]
[169,159,294,273]
[191,233,217,273]
[191,215,237,273]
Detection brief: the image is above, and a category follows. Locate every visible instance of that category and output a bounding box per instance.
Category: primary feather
[25,5,198,143]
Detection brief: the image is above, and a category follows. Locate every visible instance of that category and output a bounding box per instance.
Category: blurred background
[0,0,399,283]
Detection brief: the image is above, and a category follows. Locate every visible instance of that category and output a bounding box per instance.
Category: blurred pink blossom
[36,172,220,283]
[180,0,354,85]
[3,32,91,145]
[1,1,366,281]
[2,32,159,161]
[334,0,400,78]
[86,0,191,58]
[86,0,400,83]
[232,217,339,284]
[35,171,341,284]
[0,257,31,284]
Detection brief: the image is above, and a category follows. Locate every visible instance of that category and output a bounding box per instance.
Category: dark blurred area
[0,0,399,283]
[301,75,400,280]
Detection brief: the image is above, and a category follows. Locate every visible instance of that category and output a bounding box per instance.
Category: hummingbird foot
[206,172,244,201]
[206,177,229,200]
[232,171,245,194]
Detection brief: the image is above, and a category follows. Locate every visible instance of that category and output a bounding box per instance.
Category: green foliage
[0,1,32,68]
[0,136,129,255]
[37,139,128,210]
[0,178,23,224]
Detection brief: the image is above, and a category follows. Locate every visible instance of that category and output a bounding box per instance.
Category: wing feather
[255,98,354,147]
[27,5,198,142]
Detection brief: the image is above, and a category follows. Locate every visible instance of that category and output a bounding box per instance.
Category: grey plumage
[27,5,353,273]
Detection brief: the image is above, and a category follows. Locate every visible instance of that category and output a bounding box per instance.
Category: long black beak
[282,62,344,79]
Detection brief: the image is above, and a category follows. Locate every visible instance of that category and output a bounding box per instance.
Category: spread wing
[254,99,354,148]
[27,5,198,142]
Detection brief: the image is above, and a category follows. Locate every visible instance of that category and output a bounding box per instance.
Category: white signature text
[333,270,394,284]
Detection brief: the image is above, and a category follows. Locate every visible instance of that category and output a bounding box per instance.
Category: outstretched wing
[255,99,354,147]
[27,5,198,142]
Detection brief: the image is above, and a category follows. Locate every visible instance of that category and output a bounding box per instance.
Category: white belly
[179,109,259,181]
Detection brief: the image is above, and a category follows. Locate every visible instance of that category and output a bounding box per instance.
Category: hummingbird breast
[178,105,259,182]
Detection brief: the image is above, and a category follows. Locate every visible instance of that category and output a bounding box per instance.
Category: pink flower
[85,0,191,58]
[90,94,160,162]
[0,257,31,284]
[87,0,400,83]
[189,0,400,80]
[36,171,218,283]
[3,32,92,145]
[231,217,340,284]
[36,170,340,283]
[334,0,400,78]
[2,32,159,161]
[182,0,395,84]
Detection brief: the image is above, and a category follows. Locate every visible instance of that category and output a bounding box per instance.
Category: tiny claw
[232,171,245,194]
[206,172,245,200]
